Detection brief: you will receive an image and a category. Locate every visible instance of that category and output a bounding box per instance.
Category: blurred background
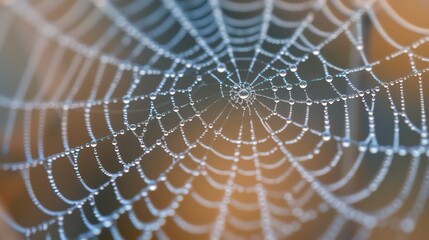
[1,0,429,239]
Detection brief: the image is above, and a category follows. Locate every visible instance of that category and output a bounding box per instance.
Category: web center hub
[230,84,255,109]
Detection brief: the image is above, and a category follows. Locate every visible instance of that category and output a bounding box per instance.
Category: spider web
[0,0,429,239]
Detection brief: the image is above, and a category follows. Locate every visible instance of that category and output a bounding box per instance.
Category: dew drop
[325,75,333,83]
[160,174,170,183]
[401,219,415,233]
[342,138,351,148]
[358,142,367,152]
[356,44,363,51]
[122,96,131,104]
[149,93,157,100]
[365,64,372,72]
[148,183,158,191]
[238,89,250,99]
[369,143,379,153]
[92,228,101,236]
[103,221,112,228]
[322,131,331,141]
[217,63,226,73]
